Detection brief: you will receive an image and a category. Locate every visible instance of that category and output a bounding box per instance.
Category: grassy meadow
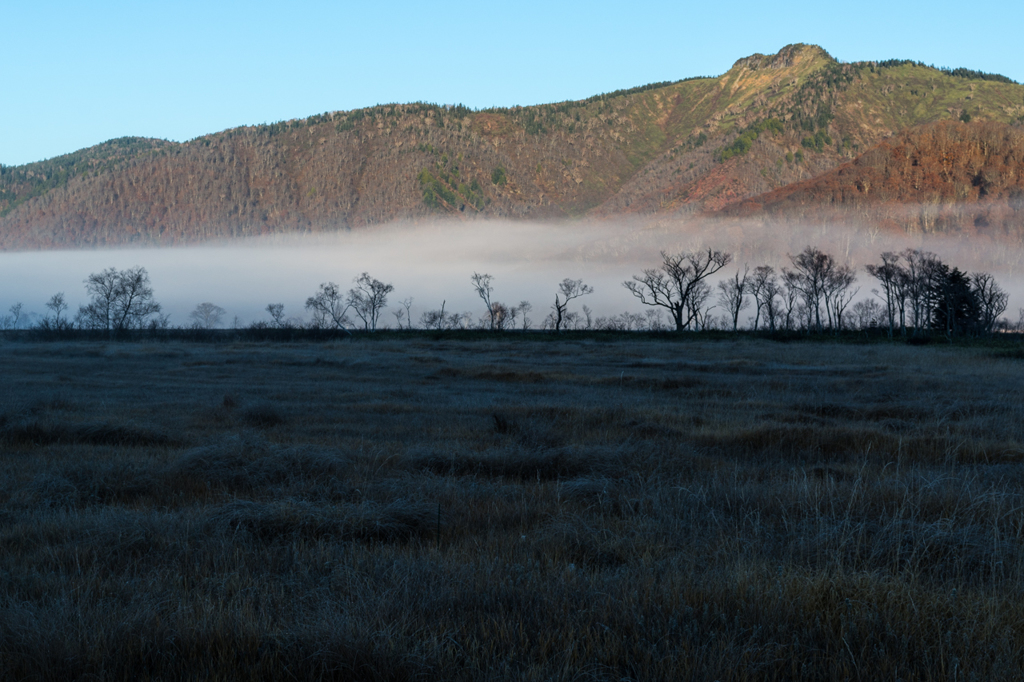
[2,335,1024,680]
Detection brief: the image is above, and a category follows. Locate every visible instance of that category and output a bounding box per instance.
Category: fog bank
[1,217,1022,327]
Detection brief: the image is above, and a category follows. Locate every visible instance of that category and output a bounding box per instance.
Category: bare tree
[851,299,884,330]
[112,266,162,330]
[392,308,406,329]
[687,280,716,331]
[516,300,532,330]
[45,293,70,330]
[0,302,22,330]
[266,303,286,328]
[781,271,801,330]
[420,306,445,330]
[490,302,517,331]
[305,282,351,330]
[77,268,119,330]
[624,248,731,331]
[582,305,594,330]
[77,266,161,332]
[786,247,835,333]
[901,249,943,335]
[420,301,461,330]
[644,309,665,331]
[595,311,635,331]
[749,266,778,331]
[189,302,226,329]
[972,272,1009,334]
[865,252,902,337]
[824,264,858,332]
[867,249,946,337]
[551,278,593,331]
[717,267,750,332]
[471,272,497,330]
[347,272,394,331]
[395,297,414,330]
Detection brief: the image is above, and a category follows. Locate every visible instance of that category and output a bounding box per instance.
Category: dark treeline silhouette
[3,246,1018,340]
[866,249,1010,338]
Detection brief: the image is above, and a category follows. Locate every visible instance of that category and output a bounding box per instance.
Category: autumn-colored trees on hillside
[721,121,1024,236]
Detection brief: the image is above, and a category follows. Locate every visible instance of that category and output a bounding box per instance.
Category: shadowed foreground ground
[1,337,1023,680]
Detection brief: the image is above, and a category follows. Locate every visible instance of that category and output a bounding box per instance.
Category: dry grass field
[2,335,1024,681]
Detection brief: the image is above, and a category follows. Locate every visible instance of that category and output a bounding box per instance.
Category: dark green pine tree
[931,265,980,337]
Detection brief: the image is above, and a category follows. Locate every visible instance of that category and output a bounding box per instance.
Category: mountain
[2,44,1023,249]
[714,120,1024,238]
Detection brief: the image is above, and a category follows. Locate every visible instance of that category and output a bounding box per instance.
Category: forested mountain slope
[715,120,1024,238]
[2,44,1022,249]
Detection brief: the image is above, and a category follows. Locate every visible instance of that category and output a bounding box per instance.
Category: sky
[2,0,1023,167]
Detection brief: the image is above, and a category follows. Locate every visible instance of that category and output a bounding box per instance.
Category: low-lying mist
[1,216,1022,327]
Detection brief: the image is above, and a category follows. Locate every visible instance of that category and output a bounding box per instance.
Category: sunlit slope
[1,44,1022,249]
[601,54,1024,216]
[837,62,1024,139]
[715,120,1024,238]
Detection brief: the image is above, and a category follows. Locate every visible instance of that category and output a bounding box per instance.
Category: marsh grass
[1,337,1024,680]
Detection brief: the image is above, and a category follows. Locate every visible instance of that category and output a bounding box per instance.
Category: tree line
[0,246,1017,338]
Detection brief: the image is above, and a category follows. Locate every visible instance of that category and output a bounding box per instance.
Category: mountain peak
[730,44,834,73]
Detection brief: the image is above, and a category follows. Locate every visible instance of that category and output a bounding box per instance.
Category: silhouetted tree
[490,302,517,331]
[420,301,461,330]
[931,265,979,337]
[624,249,731,331]
[902,249,943,335]
[516,301,533,330]
[393,297,414,330]
[780,271,801,330]
[971,272,1009,334]
[823,264,858,332]
[785,247,835,333]
[583,305,595,330]
[78,266,161,332]
[851,299,885,329]
[551,278,593,331]
[45,293,70,330]
[305,282,351,331]
[687,280,716,331]
[0,302,22,330]
[717,267,750,331]
[266,303,286,328]
[189,302,226,329]
[348,272,394,331]
[471,272,497,330]
[750,266,778,331]
[866,252,904,337]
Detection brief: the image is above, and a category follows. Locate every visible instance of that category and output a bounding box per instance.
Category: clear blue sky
[3,0,1021,166]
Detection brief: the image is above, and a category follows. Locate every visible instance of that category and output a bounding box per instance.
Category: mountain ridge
[2,44,1023,250]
